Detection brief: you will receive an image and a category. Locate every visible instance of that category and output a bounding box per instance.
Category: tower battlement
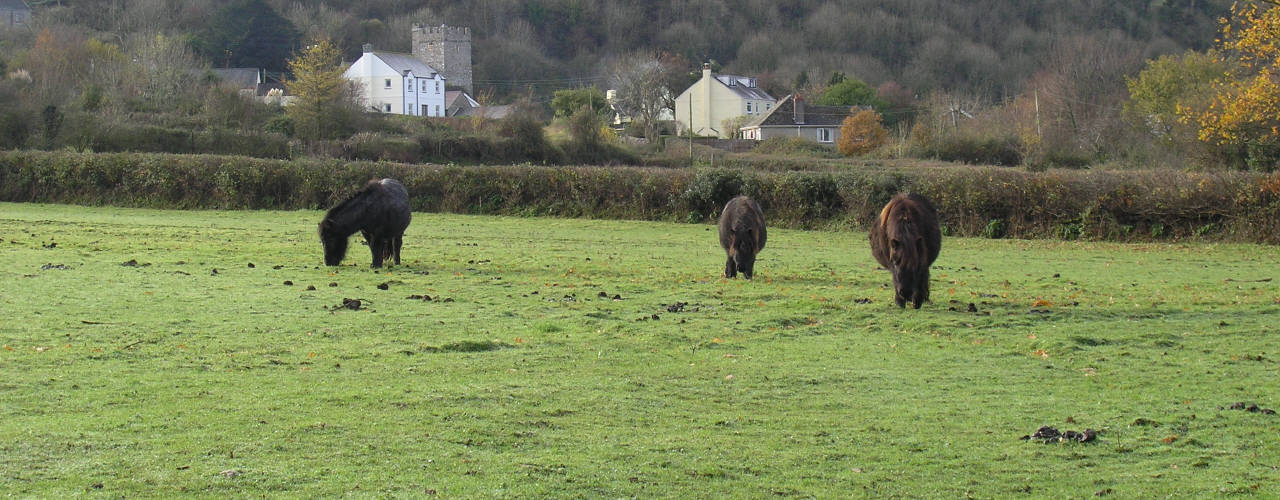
[412,24,471,41]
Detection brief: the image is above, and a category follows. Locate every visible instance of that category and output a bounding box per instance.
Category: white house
[343,44,447,117]
[673,63,775,138]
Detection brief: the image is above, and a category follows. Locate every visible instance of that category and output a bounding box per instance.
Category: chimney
[793,95,805,125]
[702,62,711,81]
[362,43,373,53]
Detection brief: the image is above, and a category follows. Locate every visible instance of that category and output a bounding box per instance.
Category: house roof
[255,81,287,97]
[370,51,440,78]
[0,0,30,11]
[743,94,857,128]
[455,105,514,119]
[714,74,773,101]
[445,90,479,108]
[209,68,260,89]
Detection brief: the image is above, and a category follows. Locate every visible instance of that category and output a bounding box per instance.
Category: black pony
[319,178,411,268]
[869,193,941,308]
[718,195,767,279]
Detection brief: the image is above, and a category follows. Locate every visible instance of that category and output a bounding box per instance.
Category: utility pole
[1034,88,1042,141]
[688,98,693,165]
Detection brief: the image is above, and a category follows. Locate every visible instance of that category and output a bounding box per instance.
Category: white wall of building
[343,52,446,117]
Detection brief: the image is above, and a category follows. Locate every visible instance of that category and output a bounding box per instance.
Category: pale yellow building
[674,63,775,138]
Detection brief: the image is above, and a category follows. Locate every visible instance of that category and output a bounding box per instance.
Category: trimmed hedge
[2,150,1279,243]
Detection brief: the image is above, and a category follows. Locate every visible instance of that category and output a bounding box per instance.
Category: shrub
[343,132,421,163]
[0,107,34,149]
[4,150,1280,244]
[838,110,889,156]
[912,132,1023,166]
[683,168,750,220]
[264,114,295,137]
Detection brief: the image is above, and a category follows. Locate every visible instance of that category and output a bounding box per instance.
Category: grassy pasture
[1,202,1278,498]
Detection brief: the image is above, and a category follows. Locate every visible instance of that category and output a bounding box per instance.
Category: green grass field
[2,202,1278,497]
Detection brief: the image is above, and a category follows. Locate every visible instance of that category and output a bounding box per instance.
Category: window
[421,80,427,92]
[746,102,752,113]
[383,103,391,113]
[818,128,832,143]
[435,80,440,93]
[765,103,771,111]
[435,105,441,116]
[422,104,429,115]
[384,79,392,89]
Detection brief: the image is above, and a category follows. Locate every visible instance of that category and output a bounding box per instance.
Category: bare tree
[124,33,205,112]
[609,52,679,143]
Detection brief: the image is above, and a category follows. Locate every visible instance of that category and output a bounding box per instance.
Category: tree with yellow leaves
[838,109,889,156]
[285,38,358,140]
[1195,1,1280,170]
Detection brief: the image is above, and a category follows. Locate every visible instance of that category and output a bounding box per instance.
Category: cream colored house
[673,63,775,138]
[343,44,447,117]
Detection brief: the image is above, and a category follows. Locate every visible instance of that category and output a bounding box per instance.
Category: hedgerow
[2,150,1278,243]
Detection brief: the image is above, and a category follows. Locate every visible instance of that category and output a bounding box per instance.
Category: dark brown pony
[870,193,941,308]
[718,195,767,279]
[320,178,411,268]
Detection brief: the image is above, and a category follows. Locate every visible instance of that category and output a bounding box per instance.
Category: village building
[1,0,30,29]
[738,94,857,145]
[673,63,774,138]
[343,44,447,117]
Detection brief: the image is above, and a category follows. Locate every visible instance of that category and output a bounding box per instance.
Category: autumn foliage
[286,38,357,140]
[1195,2,1280,170]
[838,109,889,156]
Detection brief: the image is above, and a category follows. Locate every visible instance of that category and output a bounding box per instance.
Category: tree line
[2,0,1278,171]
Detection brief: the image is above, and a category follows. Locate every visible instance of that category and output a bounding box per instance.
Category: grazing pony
[869,193,941,308]
[319,178,411,268]
[718,195,767,279]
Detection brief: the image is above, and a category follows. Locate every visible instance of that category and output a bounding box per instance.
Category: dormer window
[746,102,753,113]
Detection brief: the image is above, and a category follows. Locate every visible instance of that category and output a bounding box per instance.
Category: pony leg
[393,235,403,265]
[914,270,931,309]
[724,256,737,278]
[369,237,384,268]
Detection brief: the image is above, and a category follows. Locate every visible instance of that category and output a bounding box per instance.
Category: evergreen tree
[191,0,300,71]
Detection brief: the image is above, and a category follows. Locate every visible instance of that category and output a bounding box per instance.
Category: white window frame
[384,78,392,89]
[817,128,833,143]
[383,103,392,113]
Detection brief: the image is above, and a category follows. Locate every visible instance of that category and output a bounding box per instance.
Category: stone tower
[412,24,473,93]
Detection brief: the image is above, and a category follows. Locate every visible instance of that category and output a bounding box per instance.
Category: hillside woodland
[2,0,1278,171]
